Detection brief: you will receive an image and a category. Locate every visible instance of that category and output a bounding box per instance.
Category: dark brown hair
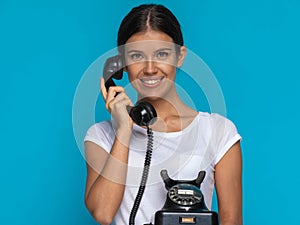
[117,4,183,48]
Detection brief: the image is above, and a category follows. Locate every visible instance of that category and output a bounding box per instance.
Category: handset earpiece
[103,55,124,92]
[103,55,157,127]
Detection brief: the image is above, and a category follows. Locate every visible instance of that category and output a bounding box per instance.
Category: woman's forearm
[85,129,131,224]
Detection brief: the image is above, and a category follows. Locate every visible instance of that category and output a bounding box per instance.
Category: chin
[138,95,158,101]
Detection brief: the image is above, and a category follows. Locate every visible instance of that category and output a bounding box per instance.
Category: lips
[140,77,164,87]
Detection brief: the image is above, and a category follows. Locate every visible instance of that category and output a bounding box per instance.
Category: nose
[143,60,158,75]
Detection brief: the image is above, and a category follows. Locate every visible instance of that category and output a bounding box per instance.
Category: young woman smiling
[84,4,243,225]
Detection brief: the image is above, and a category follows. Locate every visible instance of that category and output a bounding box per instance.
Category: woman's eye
[156,51,169,60]
[130,53,144,61]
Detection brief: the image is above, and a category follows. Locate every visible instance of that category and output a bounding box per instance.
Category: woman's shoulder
[84,120,115,152]
[197,112,238,131]
[85,120,115,138]
[197,111,233,121]
[88,120,113,130]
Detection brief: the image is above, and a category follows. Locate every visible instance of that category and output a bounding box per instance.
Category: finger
[107,86,125,96]
[105,86,125,109]
[105,86,130,112]
[100,78,126,99]
[114,92,134,106]
[100,78,107,100]
[108,96,133,113]
[107,92,133,112]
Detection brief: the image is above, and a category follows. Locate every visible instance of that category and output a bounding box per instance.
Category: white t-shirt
[84,112,241,225]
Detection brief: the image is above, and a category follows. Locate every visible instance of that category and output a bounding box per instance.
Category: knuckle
[107,100,114,110]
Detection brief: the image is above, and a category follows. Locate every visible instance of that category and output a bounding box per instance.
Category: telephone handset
[103,55,157,127]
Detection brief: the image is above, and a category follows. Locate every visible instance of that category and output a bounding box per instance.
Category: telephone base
[154,210,219,225]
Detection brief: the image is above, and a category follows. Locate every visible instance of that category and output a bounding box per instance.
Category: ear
[176,46,187,67]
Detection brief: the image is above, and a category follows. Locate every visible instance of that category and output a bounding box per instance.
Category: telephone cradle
[146,170,219,225]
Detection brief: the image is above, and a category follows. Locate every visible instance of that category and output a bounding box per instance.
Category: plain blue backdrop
[1,0,299,224]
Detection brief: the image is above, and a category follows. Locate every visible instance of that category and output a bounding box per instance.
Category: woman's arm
[84,127,131,225]
[84,79,134,225]
[215,141,243,225]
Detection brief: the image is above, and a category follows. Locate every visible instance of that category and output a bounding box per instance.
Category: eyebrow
[126,50,143,54]
[126,48,173,54]
[154,48,173,52]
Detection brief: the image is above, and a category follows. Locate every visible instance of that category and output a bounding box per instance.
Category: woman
[84,4,242,225]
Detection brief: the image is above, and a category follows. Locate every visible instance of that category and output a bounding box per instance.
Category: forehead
[127,30,174,43]
[124,30,176,52]
[124,40,176,53]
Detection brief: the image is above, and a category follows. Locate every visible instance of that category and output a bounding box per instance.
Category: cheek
[126,63,177,81]
[126,65,142,82]
[161,64,177,78]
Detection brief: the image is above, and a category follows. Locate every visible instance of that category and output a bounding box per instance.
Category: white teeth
[141,77,163,85]
[143,80,160,84]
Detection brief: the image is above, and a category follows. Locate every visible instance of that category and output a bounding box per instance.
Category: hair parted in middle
[117,4,184,53]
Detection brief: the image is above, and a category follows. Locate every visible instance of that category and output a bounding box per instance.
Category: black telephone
[103,55,157,127]
[152,170,219,225]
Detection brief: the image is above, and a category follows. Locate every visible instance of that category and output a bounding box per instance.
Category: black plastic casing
[154,210,219,225]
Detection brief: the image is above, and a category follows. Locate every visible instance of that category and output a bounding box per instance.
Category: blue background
[1,0,299,224]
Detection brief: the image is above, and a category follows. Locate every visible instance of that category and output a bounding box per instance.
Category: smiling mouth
[140,77,164,86]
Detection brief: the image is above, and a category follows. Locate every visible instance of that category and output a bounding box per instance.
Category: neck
[138,93,182,116]
[137,91,198,132]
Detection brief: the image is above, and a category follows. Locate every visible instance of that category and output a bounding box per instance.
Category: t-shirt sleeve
[211,114,242,165]
[84,121,115,153]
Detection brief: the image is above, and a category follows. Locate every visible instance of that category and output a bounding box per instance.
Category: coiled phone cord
[129,126,154,225]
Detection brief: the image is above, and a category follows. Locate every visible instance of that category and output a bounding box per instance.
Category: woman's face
[124,30,186,100]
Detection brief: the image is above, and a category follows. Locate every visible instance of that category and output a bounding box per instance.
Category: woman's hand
[100,78,134,133]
